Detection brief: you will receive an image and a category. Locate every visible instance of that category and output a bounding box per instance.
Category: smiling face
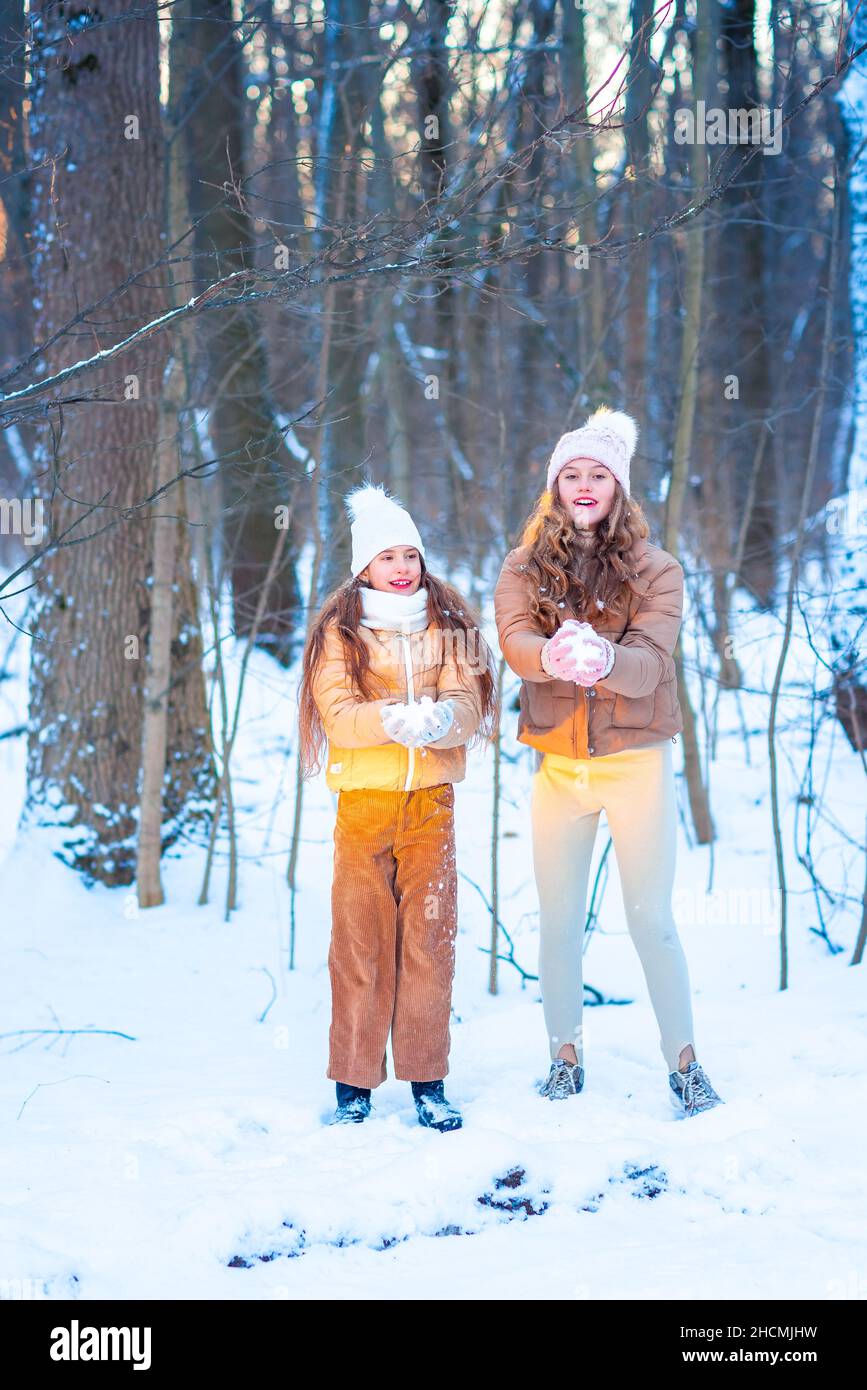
[556,457,618,529]
[359,546,423,594]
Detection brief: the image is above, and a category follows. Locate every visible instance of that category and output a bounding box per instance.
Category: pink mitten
[573,652,608,687]
[542,620,613,686]
[573,631,614,685]
[540,622,584,679]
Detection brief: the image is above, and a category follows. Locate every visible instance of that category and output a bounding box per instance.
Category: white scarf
[358,583,430,632]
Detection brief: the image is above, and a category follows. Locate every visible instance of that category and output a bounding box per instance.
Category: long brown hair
[517,482,651,637]
[297,561,499,779]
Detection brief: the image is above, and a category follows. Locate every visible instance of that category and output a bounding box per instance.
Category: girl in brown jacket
[299,484,497,1130]
[493,407,724,1118]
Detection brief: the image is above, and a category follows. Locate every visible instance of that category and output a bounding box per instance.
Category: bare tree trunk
[163,492,215,833]
[137,361,182,907]
[138,28,209,907]
[719,0,775,608]
[315,0,374,598]
[560,0,606,399]
[0,0,27,249]
[852,816,867,966]
[489,655,506,995]
[285,277,335,969]
[25,0,169,885]
[768,167,841,991]
[177,0,303,661]
[412,0,469,543]
[26,0,213,887]
[665,12,714,846]
[507,0,557,540]
[0,0,33,497]
[368,89,413,502]
[623,0,654,418]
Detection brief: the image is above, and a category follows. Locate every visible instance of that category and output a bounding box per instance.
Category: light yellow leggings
[530,739,695,1073]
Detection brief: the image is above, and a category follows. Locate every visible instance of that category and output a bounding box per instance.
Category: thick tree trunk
[25,0,167,882]
[26,0,212,885]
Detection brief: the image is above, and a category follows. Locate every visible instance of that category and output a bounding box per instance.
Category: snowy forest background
[0,0,865,1301]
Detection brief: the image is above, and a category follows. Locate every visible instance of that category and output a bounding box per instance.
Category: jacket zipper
[400,632,415,791]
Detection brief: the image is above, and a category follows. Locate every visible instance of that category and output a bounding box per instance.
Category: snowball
[398,695,439,732]
[555,628,604,664]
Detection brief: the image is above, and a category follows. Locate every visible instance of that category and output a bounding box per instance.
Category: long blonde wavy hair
[517,481,652,637]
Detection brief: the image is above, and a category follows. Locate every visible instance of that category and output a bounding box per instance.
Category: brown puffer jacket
[493,536,684,760]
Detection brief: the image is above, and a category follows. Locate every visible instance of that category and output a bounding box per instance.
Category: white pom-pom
[586,406,638,455]
[344,482,406,522]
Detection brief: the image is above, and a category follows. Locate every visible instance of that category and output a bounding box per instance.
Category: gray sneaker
[539,1057,585,1100]
[669,1060,724,1117]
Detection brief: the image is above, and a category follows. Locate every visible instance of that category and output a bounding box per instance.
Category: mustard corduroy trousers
[327,782,458,1089]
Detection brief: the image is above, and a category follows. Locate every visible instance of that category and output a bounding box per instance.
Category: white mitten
[380,698,455,746]
[413,697,455,744]
[379,702,415,744]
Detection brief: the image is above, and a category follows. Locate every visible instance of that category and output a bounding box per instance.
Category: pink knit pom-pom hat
[547,406,639,497]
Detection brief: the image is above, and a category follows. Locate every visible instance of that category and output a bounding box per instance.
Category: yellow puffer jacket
[311,619,485,792]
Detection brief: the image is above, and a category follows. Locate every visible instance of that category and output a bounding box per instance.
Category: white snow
[390,694,440,733]
[549,621,607,669]
[0,544,864,1301]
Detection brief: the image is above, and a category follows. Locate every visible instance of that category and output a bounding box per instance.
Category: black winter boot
[411,1079,462,1132]
[331,1081,372,1124]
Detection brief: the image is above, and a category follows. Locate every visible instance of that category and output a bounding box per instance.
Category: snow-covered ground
[0,545,865,1302]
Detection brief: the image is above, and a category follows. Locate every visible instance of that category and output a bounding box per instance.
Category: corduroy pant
[327,782,458,1089]
[530,739,696,1073]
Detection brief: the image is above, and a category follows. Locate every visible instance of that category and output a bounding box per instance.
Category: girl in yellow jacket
[298,483,497,1130]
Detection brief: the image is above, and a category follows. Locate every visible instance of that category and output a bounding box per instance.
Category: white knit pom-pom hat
[344,482,426,577]
[546,406,639,497]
